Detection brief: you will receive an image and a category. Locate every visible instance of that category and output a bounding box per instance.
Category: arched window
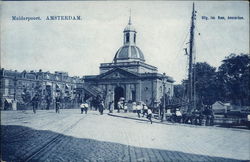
[134,34,136,43]
[126,33,129,43]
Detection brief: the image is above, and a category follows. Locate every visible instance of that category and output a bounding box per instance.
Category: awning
[5,98,12,103]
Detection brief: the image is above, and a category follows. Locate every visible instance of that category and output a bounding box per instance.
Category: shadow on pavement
[1,125,247,162]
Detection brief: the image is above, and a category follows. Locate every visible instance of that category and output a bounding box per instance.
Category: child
[147,108,153,124]
[136,102,142,118]
[84,102,89,114]
[80,102,85,114]
[124,102,128,113]
[109,101,114,113]
[142,104,148,117]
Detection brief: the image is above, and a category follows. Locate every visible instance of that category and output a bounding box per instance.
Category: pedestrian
[132,102,137,112]
[31,94,39,114]
[117,101,123,113]
[55,95,61,113]
[147,108,153,124]
[136,102,142,118]
[124,102,128,113]
[46,96,52,110]
[84,102,89,114]
[80,102,84,114]
[175,109,182,123]
[99,100,104,115]
[109,101,114,113]
[80,101,88,114]
[142,103,148,117]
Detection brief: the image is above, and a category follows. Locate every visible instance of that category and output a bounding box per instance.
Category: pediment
[98,68,139,79]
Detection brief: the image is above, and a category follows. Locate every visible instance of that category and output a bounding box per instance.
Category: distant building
[212,101,231,114]
[212,101,250,114]
[0,68,84,110]
[84,17,174,108]
[1,17,175,110]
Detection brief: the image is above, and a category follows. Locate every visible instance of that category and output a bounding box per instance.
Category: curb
[107,113,250,132]
[107,113,171,125]
[108,113,152,122]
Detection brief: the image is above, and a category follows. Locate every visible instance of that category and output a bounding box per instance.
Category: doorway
[114,87,124,109]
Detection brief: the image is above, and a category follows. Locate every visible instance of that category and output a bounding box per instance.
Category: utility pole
[187,3,196,113]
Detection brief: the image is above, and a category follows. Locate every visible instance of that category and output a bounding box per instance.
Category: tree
[174,84,185,99]
[217,53,250,105]
[193,62,217,106]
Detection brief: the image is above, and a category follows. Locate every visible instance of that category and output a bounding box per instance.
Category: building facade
[1,17,175,110]
[0,68,84,110]
[84,17,174,108]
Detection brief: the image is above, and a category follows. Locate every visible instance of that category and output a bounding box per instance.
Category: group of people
[133,102,153,124]
[30,94,63,114]
[107,100,128,113]
[84,98,153,124]
[109,99,153,124]
[80,100,104,115]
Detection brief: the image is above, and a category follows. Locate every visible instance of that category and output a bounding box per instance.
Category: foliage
[194,62,217,106]
[174,84,185,99]
[177,53,250,106]
[217,53,250,105]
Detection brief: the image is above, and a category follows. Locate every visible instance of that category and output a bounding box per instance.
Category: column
[125,84,130,101]
[136,81,141,101]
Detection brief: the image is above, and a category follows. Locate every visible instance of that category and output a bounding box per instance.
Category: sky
[1,1,249,84]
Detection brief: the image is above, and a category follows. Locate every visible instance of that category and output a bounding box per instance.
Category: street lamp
[14,76,17,101]
[163,84,166,121]
[162,74,167,121]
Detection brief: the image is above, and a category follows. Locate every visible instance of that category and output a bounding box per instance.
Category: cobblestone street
[1,109,250,161]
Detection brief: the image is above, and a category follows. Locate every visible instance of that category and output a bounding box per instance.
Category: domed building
[84,16,174,108]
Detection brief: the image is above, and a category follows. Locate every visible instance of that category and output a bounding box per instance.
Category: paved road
[1,109,250,161]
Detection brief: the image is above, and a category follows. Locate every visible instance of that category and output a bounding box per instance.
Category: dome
[113,45,145,62]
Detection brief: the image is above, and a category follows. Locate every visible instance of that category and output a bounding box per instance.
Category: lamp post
[162,75,167,121]
[13,76,17,110]
[163,82,166,121]
[14,76,17,101]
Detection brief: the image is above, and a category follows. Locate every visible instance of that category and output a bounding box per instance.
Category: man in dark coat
[55,95,61,113]
[46,96,52,110]
[99,100,104,115]
[31,94,39,114]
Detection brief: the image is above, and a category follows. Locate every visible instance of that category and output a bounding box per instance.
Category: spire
[128,9,132,25]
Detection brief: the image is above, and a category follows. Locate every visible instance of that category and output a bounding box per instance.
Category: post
[163,83,166,121]
[14,77,17,101]
[13,77,17,110]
